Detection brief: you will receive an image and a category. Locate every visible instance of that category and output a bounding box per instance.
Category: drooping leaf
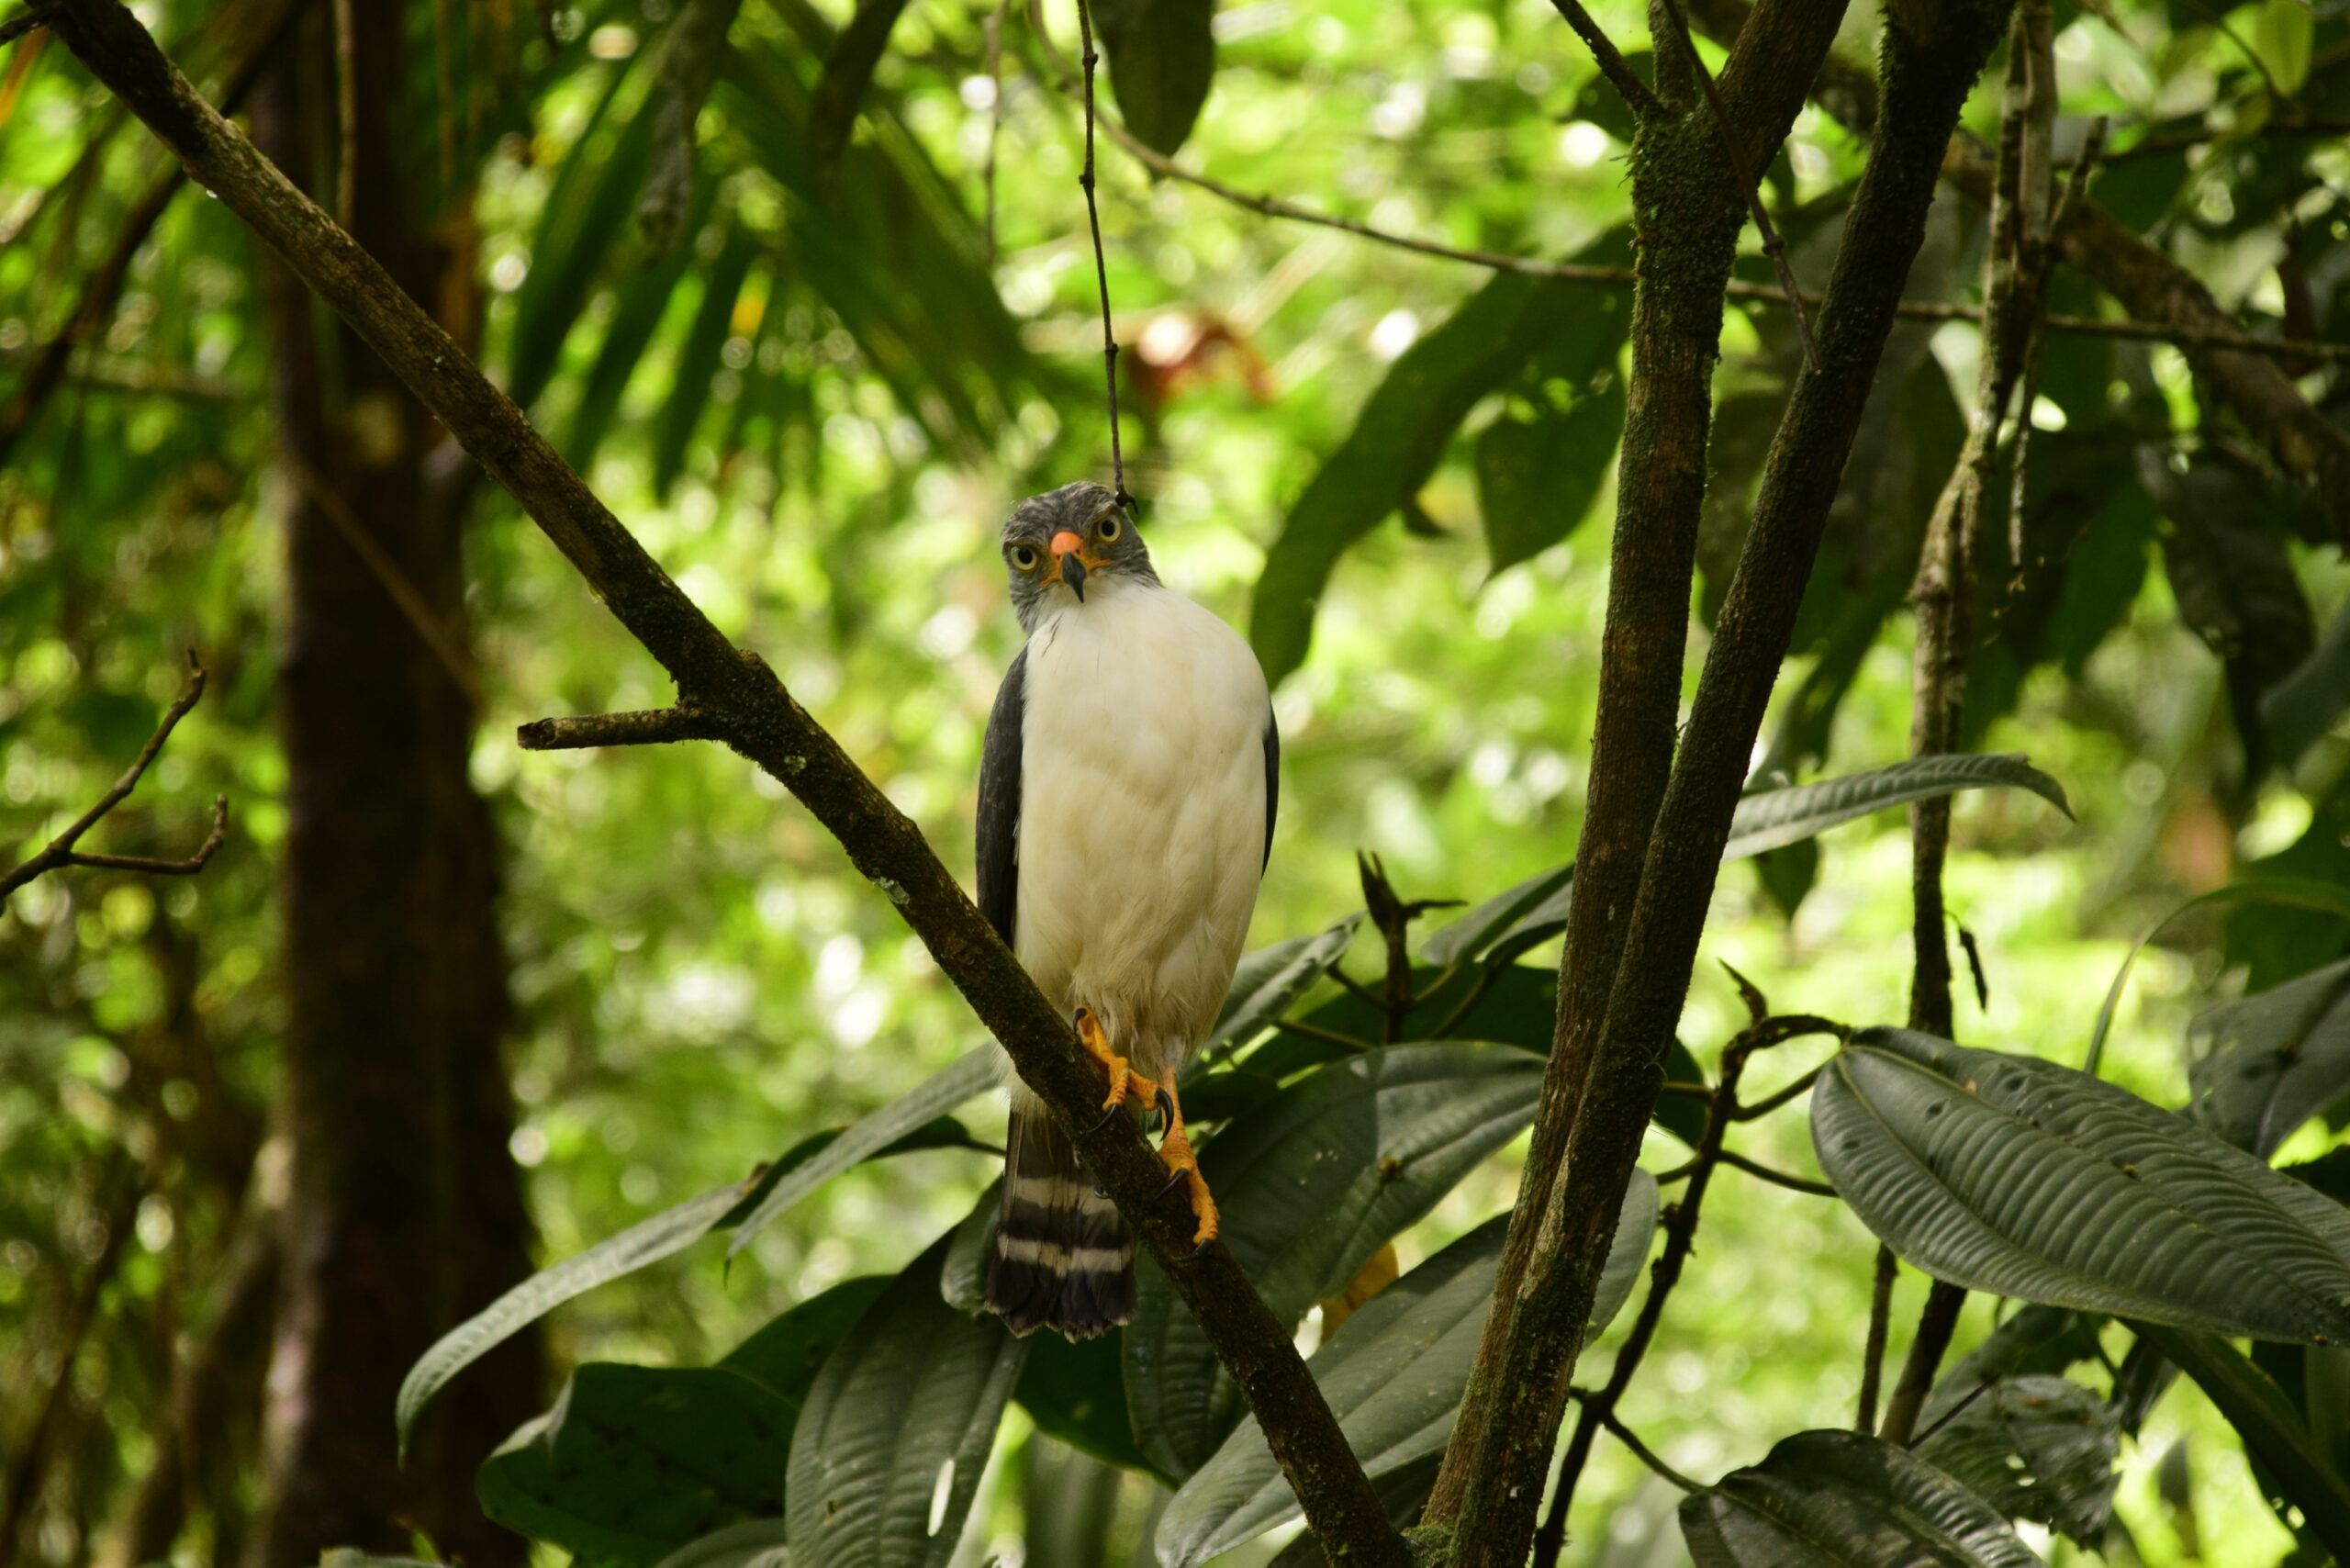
[1419,867,1571,969]
[786,1238,1028,1568]
[727,1047,999,1256]
[1915,1375,2121,1546]
[1125,1042,1545,1476]
[651,227,759,498]
[723,1274,894,1408]
[1476,370,1624,576]
[1156,1177,1657,1567]
[1212,916,1363,1048]
[1813,1027,2350,1344]
[477,1365,796,1564]
[2134,1324,2350,1559]
[2187,956,2350,1157]
[1092,0,1215,156]
[807,0,912,187]
[651,1518,793,1568]
[1249,257,1628,685]
[1679,1429,2042,1566]
[1927,1305,2103,1413]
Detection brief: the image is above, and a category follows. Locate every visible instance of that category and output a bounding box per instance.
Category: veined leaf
[1091,0,1214,156]
[2187,956,2350,1157]
[1212,916,1362,1048]
[786,1238,1027,1568]
[1812,1028,2350,1344]
[1157,1176,1656,1568]
[1915,1375,2120,1546]
[478,1365,795,1564]
[651,1518,793,1568]
[2134,1323,2350,1559]
[1418,867,1571,968]
[1680,1429,2042,1566]
[1476,371,1623,576]
[1125,1042,1545,1477]
[727,1047,999,1257]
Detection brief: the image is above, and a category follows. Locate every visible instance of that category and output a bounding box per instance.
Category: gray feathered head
[1000,481,1157,633]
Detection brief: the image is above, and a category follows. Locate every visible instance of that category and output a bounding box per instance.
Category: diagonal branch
[41,6,1404,1562]
[1547,0,1662,120]
[1,652,230,902]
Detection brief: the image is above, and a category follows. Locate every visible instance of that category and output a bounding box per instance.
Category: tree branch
[1548,0,1662,120]
[1424,0,1858,1539]
[2,652,230,902]
[0,4,49,46]
[1436,0,2019,1557]
[636,0,742,256]
[1877,1279,1966,1444]
[1854,1243,1897,1432]
[41,6,1404,1561]
[516,705,730,750]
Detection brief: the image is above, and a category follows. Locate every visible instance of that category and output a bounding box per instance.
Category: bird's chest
[1013,587,1266,1042]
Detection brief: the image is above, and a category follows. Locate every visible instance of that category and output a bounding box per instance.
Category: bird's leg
[1151,1070,1218,1254]
[1077,1005,1153,1131]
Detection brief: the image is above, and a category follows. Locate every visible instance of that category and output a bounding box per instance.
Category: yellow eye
[1096,514,1123,543]
[1010,544,1039,570]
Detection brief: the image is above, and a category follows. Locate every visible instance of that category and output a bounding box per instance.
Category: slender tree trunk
[246,9,540,1564]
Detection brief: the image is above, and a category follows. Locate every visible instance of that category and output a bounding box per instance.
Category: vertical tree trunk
[247,9,541,1564]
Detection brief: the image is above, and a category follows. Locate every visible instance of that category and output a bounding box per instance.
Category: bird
[976,479,1278,1339]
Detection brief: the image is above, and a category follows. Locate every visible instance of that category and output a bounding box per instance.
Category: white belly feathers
[1013,577,1270,1079]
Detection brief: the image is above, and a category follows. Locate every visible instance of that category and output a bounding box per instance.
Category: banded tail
[985,1106,1135,1338]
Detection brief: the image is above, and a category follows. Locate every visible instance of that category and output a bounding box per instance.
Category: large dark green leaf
[1915,1375,2119,1546]
[2134,1324,2350,1559]
[509,64,655,409]
[1092,0,1215,156]
[1927,1306,2102,1408]
[786,1239,1027,1568]
[2089,879,2350,1072]
[1418,867,1572,969]
[1476,371,1624,576]
[727,1047,999,1256]
[651,1519,793,1568]
[1125,1042,1544,1476]
[477,1365,795,1563]
[1249,264,1625,684]
[2188,957,2350,1157]
[1156,1175,1656,1566]
[1812,1028,2350,1343]
[723,1274,894,1406]
[1680,1430,2042,1566]
[1212,917,1362,1048]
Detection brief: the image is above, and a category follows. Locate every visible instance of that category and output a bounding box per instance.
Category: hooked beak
[1050,530,1088,602]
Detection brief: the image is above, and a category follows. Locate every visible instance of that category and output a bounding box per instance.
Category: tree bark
[245,9,540,1564]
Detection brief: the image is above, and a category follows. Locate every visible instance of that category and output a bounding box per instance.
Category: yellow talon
[1155,1073,1219,1249]
[1075,1005,1152,1113]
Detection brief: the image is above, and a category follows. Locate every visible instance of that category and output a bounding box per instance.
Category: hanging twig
[1,653,229,902]
[1656,0,1819,370]
[1070,0,1131,510]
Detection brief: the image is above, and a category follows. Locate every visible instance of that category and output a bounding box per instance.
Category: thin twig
[1729,1064,1818,1119]
[1594,1406,1702,1492]
[1714,1148,1836,1196]
[1855,1243,1897,1433]
[1271,1017,1374,1052]
[516,705,730,750]
[1070,0,1131,509]
[1908,1372,1996,1446]
[1546,0,1662,120]
[1,653,229,902]
[1655,0,1818,370]
[0,4,48,47]
[1879,1280,1966,1445]
[281,452,483,711]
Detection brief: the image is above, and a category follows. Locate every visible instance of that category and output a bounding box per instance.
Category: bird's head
[1001,481,1157,630]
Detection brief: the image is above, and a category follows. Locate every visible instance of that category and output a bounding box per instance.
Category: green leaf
[400,1175,761,1454]
[1212,916,1363,1047]
[565,181,714,471]
[1812,1027,2350,1344]
[1475,371,1623,576]
[1125,1042,1545,1476]
[2254,0,2315,93]
[2134,1324,2350,1559]
[1156,1177,1657,1568]
[1017,1328,1163,1478]
[651,1518,793,1568]
[727,1047,1000,1257]
[2188,956,2350,1157]
[1419,867,1572,968]
[723,1274,895,1407]
[1092,0,1215,156]
[1915,1375,2120,1546]
[786,1238,1028,1568]
[2262,599,2350,770]
[478,1364,796,1563]
[1249,264,1627,685]
[510,64,656,409]
[808,0,913,186]
[1721,755,2071,860]
[1927,1306,2103,1413]
[2087,879,2350,1073]
[1679,1429,2042,1566]
[651,229,759,498]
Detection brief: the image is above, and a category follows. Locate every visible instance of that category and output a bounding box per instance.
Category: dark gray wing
[1261,710,1279,874]
[976,646,1027,945]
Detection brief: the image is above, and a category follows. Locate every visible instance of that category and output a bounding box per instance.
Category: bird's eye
[1009,544,1039,571]
[1096,514,1124,543]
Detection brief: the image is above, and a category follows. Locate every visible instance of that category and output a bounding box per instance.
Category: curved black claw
[1156,1166,1189,1199]
[1182,1237,1214,1260]
[1087,1102,1122,1135]
[1152,1085,1176,1135]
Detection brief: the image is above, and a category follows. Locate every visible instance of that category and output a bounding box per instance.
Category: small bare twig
[1856,1243,1897,1433]
[1,654,229,902]
[1547,0,1662,120]
[0,4,49,47]
[1730,1064,1819,1119]
[1070,0,1131,510]
[1955,923,1990,1011]
[1656,0,1818,370]
[1714,1148,1836,1196]
[1879,1280,1967,1445]
[516,705,729,750]
[2005,115,2108,567]
[1908,1372,1996,1446]
[1270,1017,1375,1052]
